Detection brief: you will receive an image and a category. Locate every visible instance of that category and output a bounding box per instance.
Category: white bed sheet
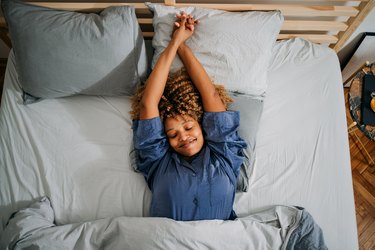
[0,38,357,249]
[236,38,358,249]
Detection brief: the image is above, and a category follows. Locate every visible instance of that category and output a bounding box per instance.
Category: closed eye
[167,133,177,138]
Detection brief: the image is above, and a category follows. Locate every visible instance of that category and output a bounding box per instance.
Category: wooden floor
[345,88,375,250]
[0,62,374,249]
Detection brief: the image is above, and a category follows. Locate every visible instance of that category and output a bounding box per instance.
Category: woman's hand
[175,12,226,113]
[139,13,199,120]
[171,11,198,47]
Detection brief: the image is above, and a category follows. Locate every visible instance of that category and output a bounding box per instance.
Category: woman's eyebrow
[165,120,194,132]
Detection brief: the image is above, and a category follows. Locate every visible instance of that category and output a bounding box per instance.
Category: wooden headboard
[0,0,374,52]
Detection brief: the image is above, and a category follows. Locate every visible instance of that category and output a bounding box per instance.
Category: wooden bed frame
[0,0,374,52]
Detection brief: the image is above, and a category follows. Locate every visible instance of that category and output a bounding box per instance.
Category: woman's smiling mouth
[179,138,197,148]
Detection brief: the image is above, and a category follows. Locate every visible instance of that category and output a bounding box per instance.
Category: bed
[0,0,366,249]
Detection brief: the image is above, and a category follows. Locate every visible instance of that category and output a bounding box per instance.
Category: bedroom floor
[0,63,373,249]
[345,87,375,250]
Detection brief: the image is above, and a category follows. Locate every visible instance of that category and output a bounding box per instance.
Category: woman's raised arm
[175,15,226,112]
[139,15,194,120]
[177,44,226,112]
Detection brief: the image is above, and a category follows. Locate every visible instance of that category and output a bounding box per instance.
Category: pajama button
[193,198,198,205]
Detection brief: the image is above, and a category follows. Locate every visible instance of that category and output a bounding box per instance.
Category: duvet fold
[0,197,326,250]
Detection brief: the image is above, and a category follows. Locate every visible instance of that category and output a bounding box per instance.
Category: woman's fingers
[175,11,198,31]
[176,11,186,19]
[176,12,196,21]
[186,24,194,31]
[180,14,187,25]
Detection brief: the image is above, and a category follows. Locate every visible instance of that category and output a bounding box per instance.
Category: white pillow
[146,3,284,99]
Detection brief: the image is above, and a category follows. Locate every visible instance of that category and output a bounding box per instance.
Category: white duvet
[2,197,317,250]
[0,38,357,249]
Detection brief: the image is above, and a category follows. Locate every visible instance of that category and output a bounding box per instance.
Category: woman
[131,12,247,221]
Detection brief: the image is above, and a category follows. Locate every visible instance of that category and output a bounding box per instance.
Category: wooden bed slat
[274,0,367,1]
[0,1,372,52]
[174,4,359,17]
[28,2,359,17]
[278,20,347,31]
[139,18,347,32]
[137,18,152,25]
[278,34,338,44]
[164,0,176,6]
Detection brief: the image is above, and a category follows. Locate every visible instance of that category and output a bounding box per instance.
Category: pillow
[1,0,148,104]
[230,94,264,192]
[146,3,283,99]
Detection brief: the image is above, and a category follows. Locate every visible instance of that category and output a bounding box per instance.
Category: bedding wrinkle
[99,96,131,123]
[92,13,106,38]
[270,39,327,70]
[301,125,322,201]
[13,108,54,195]
[239,218,283,249]
[269,146,297,205]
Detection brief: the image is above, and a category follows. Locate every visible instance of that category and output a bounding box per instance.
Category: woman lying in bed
[131,12,247,221]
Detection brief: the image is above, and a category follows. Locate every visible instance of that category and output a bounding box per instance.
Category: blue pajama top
[132,111,247,221]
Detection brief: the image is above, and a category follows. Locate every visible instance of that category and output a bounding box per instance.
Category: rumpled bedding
[0,197,326,250]
[0,38,357,249]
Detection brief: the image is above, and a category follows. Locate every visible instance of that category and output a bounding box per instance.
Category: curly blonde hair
[130,68,233,123]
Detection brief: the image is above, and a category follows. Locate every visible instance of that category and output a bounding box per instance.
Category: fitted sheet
[0,38,357,249]
[236,38,357,249]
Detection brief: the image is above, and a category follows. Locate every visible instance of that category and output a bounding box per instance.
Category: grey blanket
[0,197,327,250]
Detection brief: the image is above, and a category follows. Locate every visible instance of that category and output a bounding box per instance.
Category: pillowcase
[230,94,264,192]
[2,0,148,104]
[146,3,283,99]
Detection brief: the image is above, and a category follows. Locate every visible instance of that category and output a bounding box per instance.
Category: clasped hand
[172,11,199,46]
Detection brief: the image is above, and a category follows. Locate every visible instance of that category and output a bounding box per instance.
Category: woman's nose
[179,133,188,141]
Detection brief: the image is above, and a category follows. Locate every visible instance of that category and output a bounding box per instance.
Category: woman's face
[164,115,204,158]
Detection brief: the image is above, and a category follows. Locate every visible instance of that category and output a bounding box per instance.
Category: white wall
[349,7,375,43]
[337,7,375,68]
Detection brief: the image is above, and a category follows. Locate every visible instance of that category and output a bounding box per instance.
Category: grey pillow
[2,0,148,104]
[230,94,264,192]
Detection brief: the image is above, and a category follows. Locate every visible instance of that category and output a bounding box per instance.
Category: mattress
[0,38,357,249]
